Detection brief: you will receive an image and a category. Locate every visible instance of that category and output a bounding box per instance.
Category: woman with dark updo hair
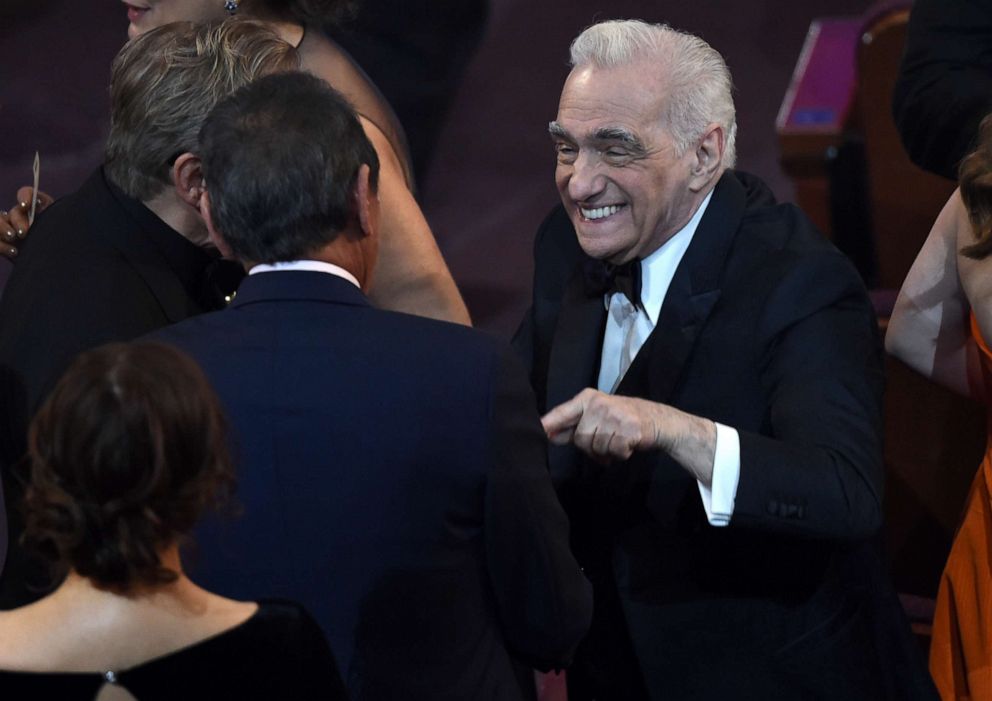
[0,342,347,700]
[888,115,992,698]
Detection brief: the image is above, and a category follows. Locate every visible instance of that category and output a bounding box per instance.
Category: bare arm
[293,27,470,324]
[359,118,471,324]
[886,190,983,398]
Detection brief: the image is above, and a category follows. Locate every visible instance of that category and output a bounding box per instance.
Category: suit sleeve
[892,0,992,179]
[484,345,592,670]
[731,250,885,540]
[512,205,586,413]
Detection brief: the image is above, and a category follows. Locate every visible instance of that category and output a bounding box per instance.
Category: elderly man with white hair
[516,19,932,701]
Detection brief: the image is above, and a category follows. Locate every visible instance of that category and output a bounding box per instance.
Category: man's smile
[579,204,626,221]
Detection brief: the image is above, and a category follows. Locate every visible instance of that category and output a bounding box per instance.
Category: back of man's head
[198,71,380,265]
[104,19,299,202]
[569,19,737,169]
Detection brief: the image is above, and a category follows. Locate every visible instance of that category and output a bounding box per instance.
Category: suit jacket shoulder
[149,271,592,684]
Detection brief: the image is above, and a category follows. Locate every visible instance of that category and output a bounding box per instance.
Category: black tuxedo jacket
[515,171,934,700]
[0,168,239,607]
[151,270,592,700]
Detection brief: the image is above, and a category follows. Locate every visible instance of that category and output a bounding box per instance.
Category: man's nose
[567,152,605,202]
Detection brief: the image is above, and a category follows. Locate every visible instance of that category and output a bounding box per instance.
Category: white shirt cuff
[697,422,740,527]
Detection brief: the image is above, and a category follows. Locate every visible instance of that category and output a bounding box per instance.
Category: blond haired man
[0,20,298,609]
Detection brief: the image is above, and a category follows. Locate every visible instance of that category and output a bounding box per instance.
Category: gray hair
[569,20,737,168]
[105,19,300,201]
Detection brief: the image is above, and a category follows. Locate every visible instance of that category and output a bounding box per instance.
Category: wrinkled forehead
[555,62,670,137]
[563,57,670,95]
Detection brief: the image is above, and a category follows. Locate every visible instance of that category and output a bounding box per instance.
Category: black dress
[0,599,348,700]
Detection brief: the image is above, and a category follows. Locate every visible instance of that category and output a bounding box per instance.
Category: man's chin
[574,230,627,263]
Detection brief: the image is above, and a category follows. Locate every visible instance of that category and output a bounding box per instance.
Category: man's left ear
[173,153,206,211]
[689,124,725,191]
[353,164,379,239]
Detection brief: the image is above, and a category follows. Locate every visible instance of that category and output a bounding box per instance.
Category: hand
[541,388,717,484]
[541,388,665,463]
[0,187,53,260]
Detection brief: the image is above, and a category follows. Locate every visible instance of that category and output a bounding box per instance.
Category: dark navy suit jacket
[151,270,591,700]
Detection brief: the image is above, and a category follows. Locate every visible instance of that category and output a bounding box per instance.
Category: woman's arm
[886,190,983,399]
[360,117,471,325]
[294,30,470,324]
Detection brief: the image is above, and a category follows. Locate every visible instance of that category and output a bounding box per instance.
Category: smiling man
[515,19,932,701]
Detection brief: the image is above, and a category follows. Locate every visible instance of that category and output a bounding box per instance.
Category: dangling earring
[224,0,240,14]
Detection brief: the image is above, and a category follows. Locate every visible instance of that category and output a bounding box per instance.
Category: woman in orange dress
[888,118,992,698]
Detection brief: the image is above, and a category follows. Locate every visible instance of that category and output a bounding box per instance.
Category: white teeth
[580,204,622,220]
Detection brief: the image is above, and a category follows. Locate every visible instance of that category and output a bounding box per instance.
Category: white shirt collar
[636,190,713,324]
[248,260,361,289]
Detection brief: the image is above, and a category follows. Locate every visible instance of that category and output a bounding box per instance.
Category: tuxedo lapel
[546,268,607,412]
[545,267,607,484]
[617,171,747,402]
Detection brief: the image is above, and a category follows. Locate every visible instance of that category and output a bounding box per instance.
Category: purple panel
[779,18,861,132]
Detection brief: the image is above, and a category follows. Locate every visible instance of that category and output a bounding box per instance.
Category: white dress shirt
[249,259,361,288]
[595,192,739,526]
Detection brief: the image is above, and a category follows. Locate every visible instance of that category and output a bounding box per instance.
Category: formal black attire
[892,0,992,180]
[151,269,592,700]
[0,600,347,699]
[0,167,240,608]
[514,171,934,700]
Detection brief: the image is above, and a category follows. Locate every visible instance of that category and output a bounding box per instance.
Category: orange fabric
[930,314,992,699]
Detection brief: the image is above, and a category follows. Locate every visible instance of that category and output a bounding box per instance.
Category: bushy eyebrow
[548,121,646,156]
[593,127,646,154]
[548,121,569,139]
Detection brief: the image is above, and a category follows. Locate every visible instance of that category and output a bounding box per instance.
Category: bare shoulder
[198,591,259,630]
[299,32,388,123]
[0,598,67,670]
[0,587,258,673]
[298,30,412,181]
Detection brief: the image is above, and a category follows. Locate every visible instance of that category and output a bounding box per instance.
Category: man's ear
[173,152,205,211]
[689,124,725,191]
[200,190,234,260]
[353,164,378,239]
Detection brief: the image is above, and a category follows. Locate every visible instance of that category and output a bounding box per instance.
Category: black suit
[515,171,933,699]
[0,167,239,608]
[151,270,592,700]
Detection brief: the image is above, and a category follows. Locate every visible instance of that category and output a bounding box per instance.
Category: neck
[143,190,210,248]
[308,225,373,290]
[57,544,191,601]
[642,180,716,259]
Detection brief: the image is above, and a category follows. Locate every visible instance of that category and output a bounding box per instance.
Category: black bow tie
[583,258,642,309]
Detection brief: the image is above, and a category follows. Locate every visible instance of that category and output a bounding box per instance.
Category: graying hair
[104,19,300,201]
[569,19,737,168]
